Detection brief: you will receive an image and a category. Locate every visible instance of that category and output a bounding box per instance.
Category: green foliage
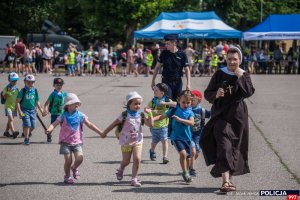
[0,0,299,47]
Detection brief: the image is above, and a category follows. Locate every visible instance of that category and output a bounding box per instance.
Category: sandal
[220,181,236,192]
[72,167,80,179]
[149,149,156,161]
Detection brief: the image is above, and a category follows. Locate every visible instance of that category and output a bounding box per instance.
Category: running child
[1,72,20,138]
[154,90,194,183]
[45,93,103,184]
[16,74,44,145]
[189,90,211,176]
[101,91,153,187]
[42,78,67,143]
[147,83,170,164]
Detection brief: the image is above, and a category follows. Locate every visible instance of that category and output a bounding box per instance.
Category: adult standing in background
[151,34,191,101]
[200,47,255,193]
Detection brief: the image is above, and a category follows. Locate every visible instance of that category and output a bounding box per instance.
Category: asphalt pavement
[0,73,299,200]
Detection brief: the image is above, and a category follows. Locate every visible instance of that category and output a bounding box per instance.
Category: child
[42,78,67,143]
[1,72,20,138]
[45,93,103,184]
[101,91,153,187]
[16,74,44,145]
[147,83,170,164]
[93,52,102,76]
[154,90,194,183]
[53,51,61,76]
[145,49,153,77]
[119,52,127,77]
[189,90,211,176]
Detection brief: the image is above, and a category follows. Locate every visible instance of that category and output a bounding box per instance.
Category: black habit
[200,68,255,178]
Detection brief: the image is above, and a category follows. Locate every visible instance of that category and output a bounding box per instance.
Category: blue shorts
[59,143,83,155]
[173,140,192,158]
[22,108,36,128]
[5,108,17,117]
[150,127,168,144]
[191,134,201,152]
[51,114,60,124]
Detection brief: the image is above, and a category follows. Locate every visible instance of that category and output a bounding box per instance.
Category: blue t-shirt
[166,105,194,141]
[191,104,211,135]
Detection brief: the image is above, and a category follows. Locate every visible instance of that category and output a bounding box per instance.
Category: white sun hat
[24,74,35,82]
[64,93,81,106]
[9,72,19,81]
[125,91,143,105]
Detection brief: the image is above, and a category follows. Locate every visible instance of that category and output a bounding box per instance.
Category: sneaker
[12,131,19,139]
[162,157,169,164]
[116,168,124,181]
[64,176,74,184]
[149,149,156,161]
[182,172,192,183]
[131,178,142,187]
[189,168,197,176]
[3,131,12,137]
[72,167,80,179]
[23,138,30,145]
[47,134,52,143]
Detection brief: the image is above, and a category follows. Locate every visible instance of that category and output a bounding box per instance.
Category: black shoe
[12,131,19,139]
[21,132,24,137]
[3,131,12,137]
[47,134,52,143]
[189,168,197,176]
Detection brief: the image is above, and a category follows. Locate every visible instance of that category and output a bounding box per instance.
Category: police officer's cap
[164,34,178,41]
[53,78,64,85]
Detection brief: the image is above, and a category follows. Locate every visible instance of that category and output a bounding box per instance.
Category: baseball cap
[164,34,178,41]
[9,72,19,81]
[24,74,35,82]
[64,93,81,106]
[126,91,143,105]
[191,90,202,99]
[53,78,64,85]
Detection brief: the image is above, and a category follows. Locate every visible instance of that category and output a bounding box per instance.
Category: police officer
[151,34,191,101]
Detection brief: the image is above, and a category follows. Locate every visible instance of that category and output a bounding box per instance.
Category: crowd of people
[1,34,255,193]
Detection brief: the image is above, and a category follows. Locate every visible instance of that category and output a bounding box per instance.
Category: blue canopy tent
[134,11,242,39]
[243,14,300,40]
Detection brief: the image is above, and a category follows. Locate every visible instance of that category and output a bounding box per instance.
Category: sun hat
[9,72,19,81]
[64,93,81,106]
[24,74,35,82]
[125,91,142,105]
[191,90,202,99]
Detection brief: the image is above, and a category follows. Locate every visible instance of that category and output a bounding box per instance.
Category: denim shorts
[190,134,201,152]
[150,127,168,144]
[173,140,192,158]
[5,108,17,117]
[22,108,36,128]
[59,143,83,155]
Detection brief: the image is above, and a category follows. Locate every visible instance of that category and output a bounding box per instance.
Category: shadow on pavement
[112,186,219,193]
[0,142,56,145]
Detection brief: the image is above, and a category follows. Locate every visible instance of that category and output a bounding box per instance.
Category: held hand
[172,115,180,122]
[42,111,48,117]
[186,84,191,91]
[144,107,152,114]
[101,133,107,138]
[19,112,25,119]
[151,82,155,90]
[216,88,225,98]
[45,129,52,135]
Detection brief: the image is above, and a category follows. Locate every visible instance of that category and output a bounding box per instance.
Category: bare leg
[131,145,142,179]
[64,154,72,177]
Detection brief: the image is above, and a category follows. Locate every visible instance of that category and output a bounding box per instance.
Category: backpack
[1,87,19,105]
[20,88,38,104]
[167,107,177,138]
[115,111,145,140]
[0,87,8,104]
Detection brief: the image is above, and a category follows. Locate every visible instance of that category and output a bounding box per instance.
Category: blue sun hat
[9,72,19,81]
